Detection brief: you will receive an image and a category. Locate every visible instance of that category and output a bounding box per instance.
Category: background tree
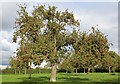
[69,27,110,74]
[86,28,110,74]
[9,56,25,74]
[117,55,120,72]
[13,4,45,79]
[70,54,81,73]
[60,57,74,73]
[9,56,17,74]
[60,52,74,73]
[108,51,118,73]
[102,51,118,73]
[69,30,82,74]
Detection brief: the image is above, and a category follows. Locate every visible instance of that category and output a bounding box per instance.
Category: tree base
[50,64,57,82]
[50,78,56,82]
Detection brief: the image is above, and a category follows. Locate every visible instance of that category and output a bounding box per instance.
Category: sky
[0,2,118,65]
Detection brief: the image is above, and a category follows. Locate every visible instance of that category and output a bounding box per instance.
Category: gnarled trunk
[50,64,57,82]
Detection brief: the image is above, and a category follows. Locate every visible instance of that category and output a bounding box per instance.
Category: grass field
[1,73,119,84]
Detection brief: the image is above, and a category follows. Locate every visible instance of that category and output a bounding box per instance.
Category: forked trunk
[50,64,57,82]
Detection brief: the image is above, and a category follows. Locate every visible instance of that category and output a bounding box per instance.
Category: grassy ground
[1,73,119,84]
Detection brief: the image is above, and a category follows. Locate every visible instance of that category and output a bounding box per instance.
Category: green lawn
[1,73,119,84]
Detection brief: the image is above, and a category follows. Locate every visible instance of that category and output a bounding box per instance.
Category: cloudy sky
[0,2,118,65]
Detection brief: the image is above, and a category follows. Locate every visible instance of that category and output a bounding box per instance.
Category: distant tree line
[2,67,51,74]
[60,50,120,74]
[9,4,120,82]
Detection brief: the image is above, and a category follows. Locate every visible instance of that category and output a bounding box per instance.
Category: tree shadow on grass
[18,77,90,84]
[16,75,90,84]
[60,73,82,76]
[17,76,50,84]
[57,76,89,82]
[100,78,119,83]
[14,73,119,84]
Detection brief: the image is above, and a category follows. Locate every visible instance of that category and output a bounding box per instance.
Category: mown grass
[1,73,119,84]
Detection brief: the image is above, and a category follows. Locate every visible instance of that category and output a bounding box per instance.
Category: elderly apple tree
[11,4,118,82]
[12,4,79,81]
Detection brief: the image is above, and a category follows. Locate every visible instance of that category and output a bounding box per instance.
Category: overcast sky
[0,2,118,65]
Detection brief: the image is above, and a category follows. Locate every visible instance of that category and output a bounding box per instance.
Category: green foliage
[81,28,110,70]
[60,56,74,73]
[12,4,80,81]
[2,68,14,74]
[102,51,119,72]
[59,27,119,74]
[13,4,80,65]
[60,27,116,74]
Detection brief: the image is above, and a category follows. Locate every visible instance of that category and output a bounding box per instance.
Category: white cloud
[109,48,118,54]
[0,39,11,51]
[0,30,18,65]
[0,65,8,70]
[31,60,47,69]
[74,7,118,31]
[0,31,18,51]
[0,31,9,39]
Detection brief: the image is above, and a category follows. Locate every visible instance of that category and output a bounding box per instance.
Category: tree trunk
[75,68,77,73]
[38,67,40,73]
[14,69,16,74]
[66,70,68,73]
[84,68,85,73]
[29,62,32,79]
[87,67,90,75]
[24,67,27,74]
[18,69,20,74]
[109,66,111,73]
[50,64,57,82]
[50,35,57,82]
[18,67,21,74]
